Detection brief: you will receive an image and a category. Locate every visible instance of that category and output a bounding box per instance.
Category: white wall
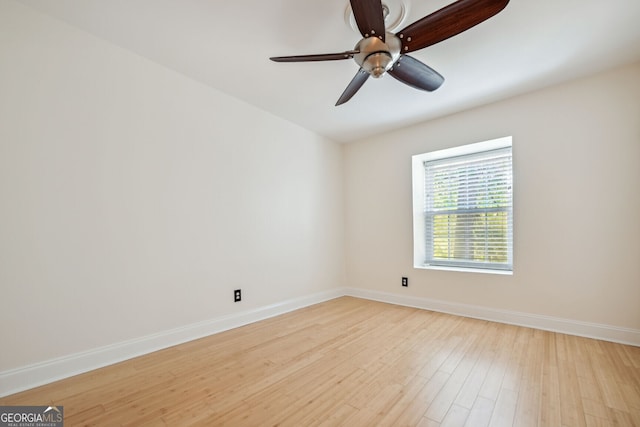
[0,1,344,372]
[344,62,640,331]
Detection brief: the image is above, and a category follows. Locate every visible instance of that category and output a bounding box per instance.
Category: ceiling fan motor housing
[354,32,401,78]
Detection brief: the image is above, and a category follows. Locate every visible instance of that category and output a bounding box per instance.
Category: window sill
[415,264,513,276]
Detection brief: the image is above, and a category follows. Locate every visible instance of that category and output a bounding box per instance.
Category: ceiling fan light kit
[270,0,510,106]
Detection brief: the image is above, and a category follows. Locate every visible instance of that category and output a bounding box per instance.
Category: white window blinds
[424,146,513,271]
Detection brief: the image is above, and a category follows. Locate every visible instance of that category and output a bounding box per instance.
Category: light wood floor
[2,297,639,426]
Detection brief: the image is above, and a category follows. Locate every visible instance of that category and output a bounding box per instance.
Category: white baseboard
[0,288,343,398]
[343,287,640,347]
[2,286,638,398]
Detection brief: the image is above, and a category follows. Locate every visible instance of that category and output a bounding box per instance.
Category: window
[412,137,513,273]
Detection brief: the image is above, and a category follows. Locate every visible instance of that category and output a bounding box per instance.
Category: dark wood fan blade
[397,0,509,53]
[388,55,444,92]
[350,0,386,41]
[270,51,358,62]
[336,68,370,106]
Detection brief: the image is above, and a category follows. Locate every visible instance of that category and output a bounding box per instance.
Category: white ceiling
[19,0,640,143]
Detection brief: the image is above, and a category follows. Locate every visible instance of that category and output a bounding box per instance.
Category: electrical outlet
[234,289,241,302]
[402,277,408,287]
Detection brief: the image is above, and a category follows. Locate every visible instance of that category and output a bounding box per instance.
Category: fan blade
[388,55,444,92]
[350,0,386,41]
[336,69,370,106]
[270,51,358,62]
[397,0,509,53]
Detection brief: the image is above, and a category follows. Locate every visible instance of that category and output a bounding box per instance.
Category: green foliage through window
[424,145,513,271]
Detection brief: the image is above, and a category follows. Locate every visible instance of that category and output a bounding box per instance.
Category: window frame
[412,137,513,275]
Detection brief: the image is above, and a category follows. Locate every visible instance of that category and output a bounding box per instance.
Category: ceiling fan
[270,0,509,106]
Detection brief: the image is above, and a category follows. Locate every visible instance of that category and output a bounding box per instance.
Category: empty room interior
[1,0,639,426]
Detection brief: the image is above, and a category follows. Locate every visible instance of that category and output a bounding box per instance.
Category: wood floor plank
[585,413,614,427]
[439,403,470,427]
[375,372,431,425]
[465,395,495,427]
[488,388,518,427]
[1,297,638,427]
[539,333,563,426]
[454,323,501,411]
[391,371,451,426]
[512,333,543,427]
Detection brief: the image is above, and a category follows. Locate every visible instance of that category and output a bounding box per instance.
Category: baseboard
[0,288,343,398]
[3,286,638,397]
[343,287,640,347]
